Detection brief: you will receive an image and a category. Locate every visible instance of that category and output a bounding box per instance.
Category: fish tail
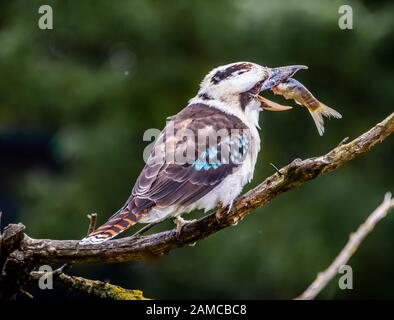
[308,102,342,136]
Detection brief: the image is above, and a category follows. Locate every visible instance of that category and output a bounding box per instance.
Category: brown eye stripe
[211,63,252,84]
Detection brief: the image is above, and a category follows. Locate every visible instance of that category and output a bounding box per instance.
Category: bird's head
[196,62,307,113]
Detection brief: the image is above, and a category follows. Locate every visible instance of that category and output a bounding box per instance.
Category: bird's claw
[174,216,196,237]
[215,202,226,225]
[215,210,224,225]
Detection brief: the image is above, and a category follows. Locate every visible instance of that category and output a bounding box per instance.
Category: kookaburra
[81,61,340,244]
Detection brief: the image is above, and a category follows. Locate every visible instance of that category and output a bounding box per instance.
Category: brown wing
[126,103,250,214]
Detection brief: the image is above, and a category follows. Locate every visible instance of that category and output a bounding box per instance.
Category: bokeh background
[0,0,393,299]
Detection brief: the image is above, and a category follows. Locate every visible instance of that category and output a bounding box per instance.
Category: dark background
[0,0,393,299]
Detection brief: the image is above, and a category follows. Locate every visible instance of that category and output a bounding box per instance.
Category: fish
[271,78,342,136]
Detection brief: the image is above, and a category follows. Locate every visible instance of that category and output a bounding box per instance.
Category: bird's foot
[215,201,227,225]
[215,210,224,225]
[174,216,197,237]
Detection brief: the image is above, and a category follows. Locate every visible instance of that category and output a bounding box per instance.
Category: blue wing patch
[193,134,249,171]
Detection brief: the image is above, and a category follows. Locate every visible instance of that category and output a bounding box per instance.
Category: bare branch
[17,112,393,265]
[56,274,149,300]
[0,112,393,299]
[296,192,394,300]
[29,271,149,300]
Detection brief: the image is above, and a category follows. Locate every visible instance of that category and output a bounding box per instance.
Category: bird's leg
[174,216,197,237]
[215,201,227,225]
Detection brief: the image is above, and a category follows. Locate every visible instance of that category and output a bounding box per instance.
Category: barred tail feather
[80,209,139,245]
[309,102,342,136]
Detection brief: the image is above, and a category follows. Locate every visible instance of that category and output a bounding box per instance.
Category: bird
[80,62,307,245]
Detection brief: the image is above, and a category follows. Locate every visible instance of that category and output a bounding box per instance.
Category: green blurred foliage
[0,0,393,299]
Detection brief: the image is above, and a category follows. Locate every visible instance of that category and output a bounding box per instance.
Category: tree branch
[296,192,394,300]
[56,274,149,300]
[1,112,393,298]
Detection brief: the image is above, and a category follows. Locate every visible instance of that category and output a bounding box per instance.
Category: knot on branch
[1,223,26,270]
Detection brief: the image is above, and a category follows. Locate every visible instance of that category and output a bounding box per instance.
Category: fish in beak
[254,65,308,111]
[260,65,308,91]
[271,78,342,135]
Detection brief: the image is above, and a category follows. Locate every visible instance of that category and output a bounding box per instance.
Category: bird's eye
[253,82,262,91]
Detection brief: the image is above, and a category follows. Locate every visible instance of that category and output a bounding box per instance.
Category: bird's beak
[255,64,307,111]
[271,65,308,80]
[257,95,293,111]
[260,65,308,91]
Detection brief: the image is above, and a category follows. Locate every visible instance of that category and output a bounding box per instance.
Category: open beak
[256,95,293,111]
[255,64,307,111]
[270,65,308,80]
[260,65,308,91]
